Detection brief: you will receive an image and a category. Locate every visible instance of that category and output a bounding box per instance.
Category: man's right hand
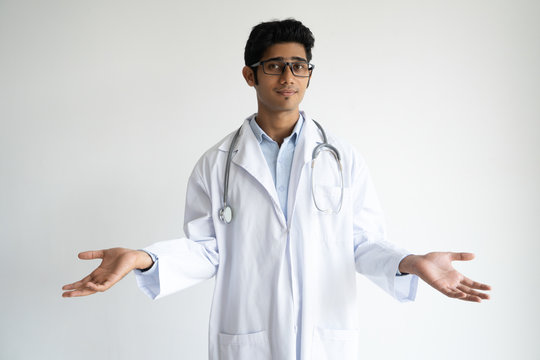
[62,248,153,298]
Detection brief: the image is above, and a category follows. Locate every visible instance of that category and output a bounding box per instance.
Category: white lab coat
[136,111,418,360]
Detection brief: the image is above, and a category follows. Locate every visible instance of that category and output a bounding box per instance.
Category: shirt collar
[249,113,304,146]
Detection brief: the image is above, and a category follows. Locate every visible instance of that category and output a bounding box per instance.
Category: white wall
[1,0,538,359]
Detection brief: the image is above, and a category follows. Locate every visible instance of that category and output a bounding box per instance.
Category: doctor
[62,19,491,360]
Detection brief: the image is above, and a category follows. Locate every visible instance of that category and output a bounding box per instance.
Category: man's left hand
[399,252,491,302]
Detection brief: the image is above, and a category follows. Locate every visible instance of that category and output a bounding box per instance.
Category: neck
[255,108,300,146]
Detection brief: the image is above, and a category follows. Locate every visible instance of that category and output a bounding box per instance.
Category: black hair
[244,19,315,84]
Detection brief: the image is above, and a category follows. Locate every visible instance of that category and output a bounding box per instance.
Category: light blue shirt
[248,114,304,220]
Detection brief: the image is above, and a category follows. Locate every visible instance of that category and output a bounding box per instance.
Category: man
[62,19,491,359]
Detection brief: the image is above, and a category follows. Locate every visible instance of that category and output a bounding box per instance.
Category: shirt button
[279,186,285,192]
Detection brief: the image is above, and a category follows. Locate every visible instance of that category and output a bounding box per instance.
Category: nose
[279,63,295,83]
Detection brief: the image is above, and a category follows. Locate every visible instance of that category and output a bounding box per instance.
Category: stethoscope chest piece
[219,205,233,224]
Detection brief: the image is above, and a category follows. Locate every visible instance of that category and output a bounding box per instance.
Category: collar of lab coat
[217,111,321,225]
[217,111,320,165]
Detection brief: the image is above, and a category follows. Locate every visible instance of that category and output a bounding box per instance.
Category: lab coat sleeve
[134,166,218,300]
[351,151,418,302]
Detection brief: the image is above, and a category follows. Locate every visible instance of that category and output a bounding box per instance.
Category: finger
[78,250,105,260]
[444,288,482,302]
[86,280,113,292]
[458,293,482,303]
[62,279,102,297]
[457,284,490,300]
[62,275,92,290]
[441,287,466,299]
[450,252,475,261]
[460,277,492,291]
[62,288,97,297]
[62,283,79,291]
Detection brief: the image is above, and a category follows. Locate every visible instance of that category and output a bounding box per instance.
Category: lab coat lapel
[220,119,286,226]
[287,112,321,223]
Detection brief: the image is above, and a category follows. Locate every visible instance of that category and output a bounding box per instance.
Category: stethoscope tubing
[219,119,342,224]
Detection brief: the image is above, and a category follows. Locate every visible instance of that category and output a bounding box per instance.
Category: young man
[63,19,491,360]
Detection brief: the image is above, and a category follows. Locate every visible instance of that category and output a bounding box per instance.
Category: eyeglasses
[250,59,314,78]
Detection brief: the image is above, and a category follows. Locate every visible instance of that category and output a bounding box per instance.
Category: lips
[277,88,297,96]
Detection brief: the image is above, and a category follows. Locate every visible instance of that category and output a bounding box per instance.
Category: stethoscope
[218,119,344,224]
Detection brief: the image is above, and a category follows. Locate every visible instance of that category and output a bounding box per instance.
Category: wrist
[398,254,419,275]
[134,250,154,270]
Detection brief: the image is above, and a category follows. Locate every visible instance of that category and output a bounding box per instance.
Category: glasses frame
[250,60,315,78]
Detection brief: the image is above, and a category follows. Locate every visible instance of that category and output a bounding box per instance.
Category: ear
[242,66,256,87]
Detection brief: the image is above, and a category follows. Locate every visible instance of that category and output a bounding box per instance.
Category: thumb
[450,252,475,261]
[78,250,105,260]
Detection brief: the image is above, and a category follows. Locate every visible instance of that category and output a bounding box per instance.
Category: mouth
[276,89,297,97]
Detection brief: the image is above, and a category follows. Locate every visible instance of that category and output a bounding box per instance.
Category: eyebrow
[264,56,308,62]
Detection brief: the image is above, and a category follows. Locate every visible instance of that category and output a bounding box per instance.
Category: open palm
[414,252,491,302]
[62,248,139,297]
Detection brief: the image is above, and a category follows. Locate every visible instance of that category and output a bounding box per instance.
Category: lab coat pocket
[218,330,271,360]
[311,327,359,360]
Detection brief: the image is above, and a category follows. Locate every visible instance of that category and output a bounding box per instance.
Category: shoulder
[190,115,253,178]
[191,129,235,175]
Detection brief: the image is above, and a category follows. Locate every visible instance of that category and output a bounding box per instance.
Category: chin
[276,104,300,112]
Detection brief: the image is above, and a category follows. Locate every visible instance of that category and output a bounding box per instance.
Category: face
[243,42,312,115]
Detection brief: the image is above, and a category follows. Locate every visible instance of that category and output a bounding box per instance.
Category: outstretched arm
[399,252,491,302]
[62,248,153,298]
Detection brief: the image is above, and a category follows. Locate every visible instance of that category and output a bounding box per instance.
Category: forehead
[261,42,307,60]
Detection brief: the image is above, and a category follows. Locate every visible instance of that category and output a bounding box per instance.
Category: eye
[267,62,281,70]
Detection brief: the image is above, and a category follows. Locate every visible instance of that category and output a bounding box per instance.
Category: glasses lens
[263,61,285,75]
[291,62,310,77]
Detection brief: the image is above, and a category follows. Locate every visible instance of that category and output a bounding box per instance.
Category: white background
[1,0,539,359]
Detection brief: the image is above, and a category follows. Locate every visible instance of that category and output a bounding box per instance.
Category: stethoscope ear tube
[311,120,344,214]
[311,145,344,214]
[220,126,242,224]
[312,143,341,162]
